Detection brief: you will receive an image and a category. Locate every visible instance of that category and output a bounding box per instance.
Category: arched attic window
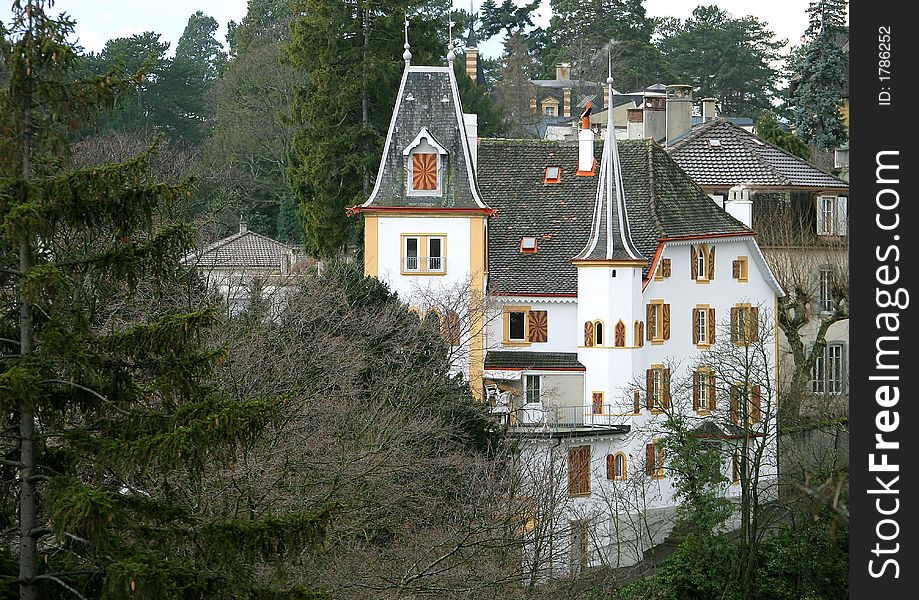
[403,127,448,197]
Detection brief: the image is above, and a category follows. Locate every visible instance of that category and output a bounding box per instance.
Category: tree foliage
[787,0,848,149]
[656,6,785,118]
[756,112,811,161]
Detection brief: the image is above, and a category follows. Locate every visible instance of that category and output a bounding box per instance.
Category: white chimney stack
[463,113,478,174]
[577,101,595,174]
[725,184,753,228]
[701,97,717,122]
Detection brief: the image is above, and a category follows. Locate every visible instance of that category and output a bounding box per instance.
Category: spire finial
[447,18,456,63]
[403,18,412,64]
[607,50,614,85]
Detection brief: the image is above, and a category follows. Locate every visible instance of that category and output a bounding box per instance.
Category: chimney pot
[556,63,570,81]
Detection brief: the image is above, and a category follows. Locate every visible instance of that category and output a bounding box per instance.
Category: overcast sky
[0,1,845,58]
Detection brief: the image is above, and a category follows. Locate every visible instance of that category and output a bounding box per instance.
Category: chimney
[627,107,644,139]
[239,215,248,234]
[463,113,478,174]
[556,63,570,81]
[563,87,571,117]
[577,101,595,175]
[665,84,693,146]
[725,184,753,228]
[701,97,717,122]
[465,47,478,82]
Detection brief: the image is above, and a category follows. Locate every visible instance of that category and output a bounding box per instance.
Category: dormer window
[403,127,448,197]
[520,237,538,253]
[544,166,561,183]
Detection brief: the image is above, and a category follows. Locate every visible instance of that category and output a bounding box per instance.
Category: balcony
[499,403,631,436]
[402,256,446,274]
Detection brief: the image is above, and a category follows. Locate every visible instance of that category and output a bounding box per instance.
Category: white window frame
[697,246,707,280]
[697,308,707,344]
[524,374,542,404]
[403,236,421,272]
[427,236,445,272]
[818,268,833,313]
[698,371,709,407]
[811,343,846,394]
[817,195,848,236]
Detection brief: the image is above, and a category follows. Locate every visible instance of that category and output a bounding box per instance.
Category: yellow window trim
[694,366,714,415]
[736,255,749,283]
[733,302,754,346]
[503,305,531,346]
[694,243,709,283]
[648,298,666,344]
[694,303,711,348]
[651,438,665,479]
[400,233,448,276]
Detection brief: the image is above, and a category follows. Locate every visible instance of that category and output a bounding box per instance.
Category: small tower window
[403,127,447,197]
[594,321,604,345]
[412,153,437,190]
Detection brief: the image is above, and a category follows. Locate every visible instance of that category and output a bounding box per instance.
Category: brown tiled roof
[185,230,298,269]
[478,138,750,295]
[667,119,848,189]
[485,351,584,370]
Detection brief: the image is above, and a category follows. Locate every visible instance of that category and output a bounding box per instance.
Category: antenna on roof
[403,17,412,65]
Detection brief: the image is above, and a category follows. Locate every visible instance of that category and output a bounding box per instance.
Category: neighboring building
[667,119,850,414]
[183,220,309,316]
[352,49,783,574]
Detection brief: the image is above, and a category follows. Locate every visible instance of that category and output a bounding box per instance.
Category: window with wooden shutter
[707,245,716,280]
[615,320,626,347]
[690,245,698,279]
[693,371,700,410]
[662,258,672,277]
[608,453,626,480]
[568,446,591,496]
[646,304,654,340]
[528,310,548,342]
[616,453,626,479]
[750,307,759,341]
[592,392,604,415]
[633,390,641,414]
[411,153,438,191]
[635,321,644,347]
[646,442,664,478]
[662,368,671,409]
[661,304,671,340]
[645,369,654,410]
[442,311,461,346]
[504,307,529,345]
[732,259,740,279]
[607,454,616,479]
[645,443,655,476]
[692,309,700,344]
[707,372,716,411]
[730,385,740,424]
[584,321,594,347]
[731,307,739,343]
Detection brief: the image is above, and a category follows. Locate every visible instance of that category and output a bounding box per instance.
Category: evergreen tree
[453,59,505,138]
[286,0,449,258]
[0,3,326,598]
[656,6,785,118]
[494,31,541,139]
[788,0,848,149]
[479,0,540,40]
[756,112,811,161]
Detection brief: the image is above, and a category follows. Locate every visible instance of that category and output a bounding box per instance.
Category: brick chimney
[665,84,693,146]
[627,107,644,139]
[556,63,571,81]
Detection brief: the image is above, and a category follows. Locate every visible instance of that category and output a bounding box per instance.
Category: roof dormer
[403,127,448,197]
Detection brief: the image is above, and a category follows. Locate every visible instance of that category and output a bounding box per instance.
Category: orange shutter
[646,305,653,340]
[732,259,740,278]
[584,321,594,346]
[692,371,700,410]
[607,454,615,479]
[708,308,716,344]
[645,443,655,476]
[615,321,626,347]
[751,385,762,422]
[662,369,671,409]
[592,392,604,415]
[636,321,644,347]
[662,304,671,340]
[731,307,739,343]
[730,386,739,424]
[412,153,438,190]
[528,310,548,342]
[443,311,461,346]
[708,373,717,411]
[691,245,698,279]
[692,309,700,344]
[664,258,672,277]
[751,307,760,341]
[633,390,641,414]
[707,245,716,280]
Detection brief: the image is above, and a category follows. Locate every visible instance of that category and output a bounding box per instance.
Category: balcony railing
[402,256,446,273]
[510,404,630,428]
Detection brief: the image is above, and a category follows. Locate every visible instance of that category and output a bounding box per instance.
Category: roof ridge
[666,117,722,151]
[734,120,848,186]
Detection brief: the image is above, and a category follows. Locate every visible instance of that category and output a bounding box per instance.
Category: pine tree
[0,3,328,598]
[788,0,848,149]
[285,0,449,258]
[756,112,811,161]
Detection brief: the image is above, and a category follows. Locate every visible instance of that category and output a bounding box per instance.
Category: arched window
[615,320,626,347]
[403,127,447,197]
[584,321,595,347]
[594,321,604,345]
[606,453,627,480]
[634,321,644,347]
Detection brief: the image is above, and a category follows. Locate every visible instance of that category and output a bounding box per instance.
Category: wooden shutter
[592,392,604,415]
[412,153,438,190]
[730,386,739,424]
[645,369,654,409]
[662,369,671,409]
[607,454,615,479]
[584,321,594,347]
[615,321,626,347]
[751,385,762,422]
[636,321,644,347]
[731,307,739,343]
[692,309,700,344]
[568,446,590,495]
[528,310,548,342]
[646,305,653,340]
[633,390,641,414]
[442,311,461,346]
[690,245,698,279]
[662,258,672,277]
[692,371,700,410]
[708,308,716,344]
[645,443,655,476]
[707,245,716,280]
[732,259,740,278]
[750,307,760,341]
[707,373,717,411]
[662,304,671,340]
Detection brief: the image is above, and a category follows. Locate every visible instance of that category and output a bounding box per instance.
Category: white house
[351,49,784,575]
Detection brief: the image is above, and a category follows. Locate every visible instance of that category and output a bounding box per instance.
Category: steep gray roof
[485,351,584,370]
[667,119,848,189]
[361,66,487,210]
[184,230,298,270]
[479,139,751,295]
